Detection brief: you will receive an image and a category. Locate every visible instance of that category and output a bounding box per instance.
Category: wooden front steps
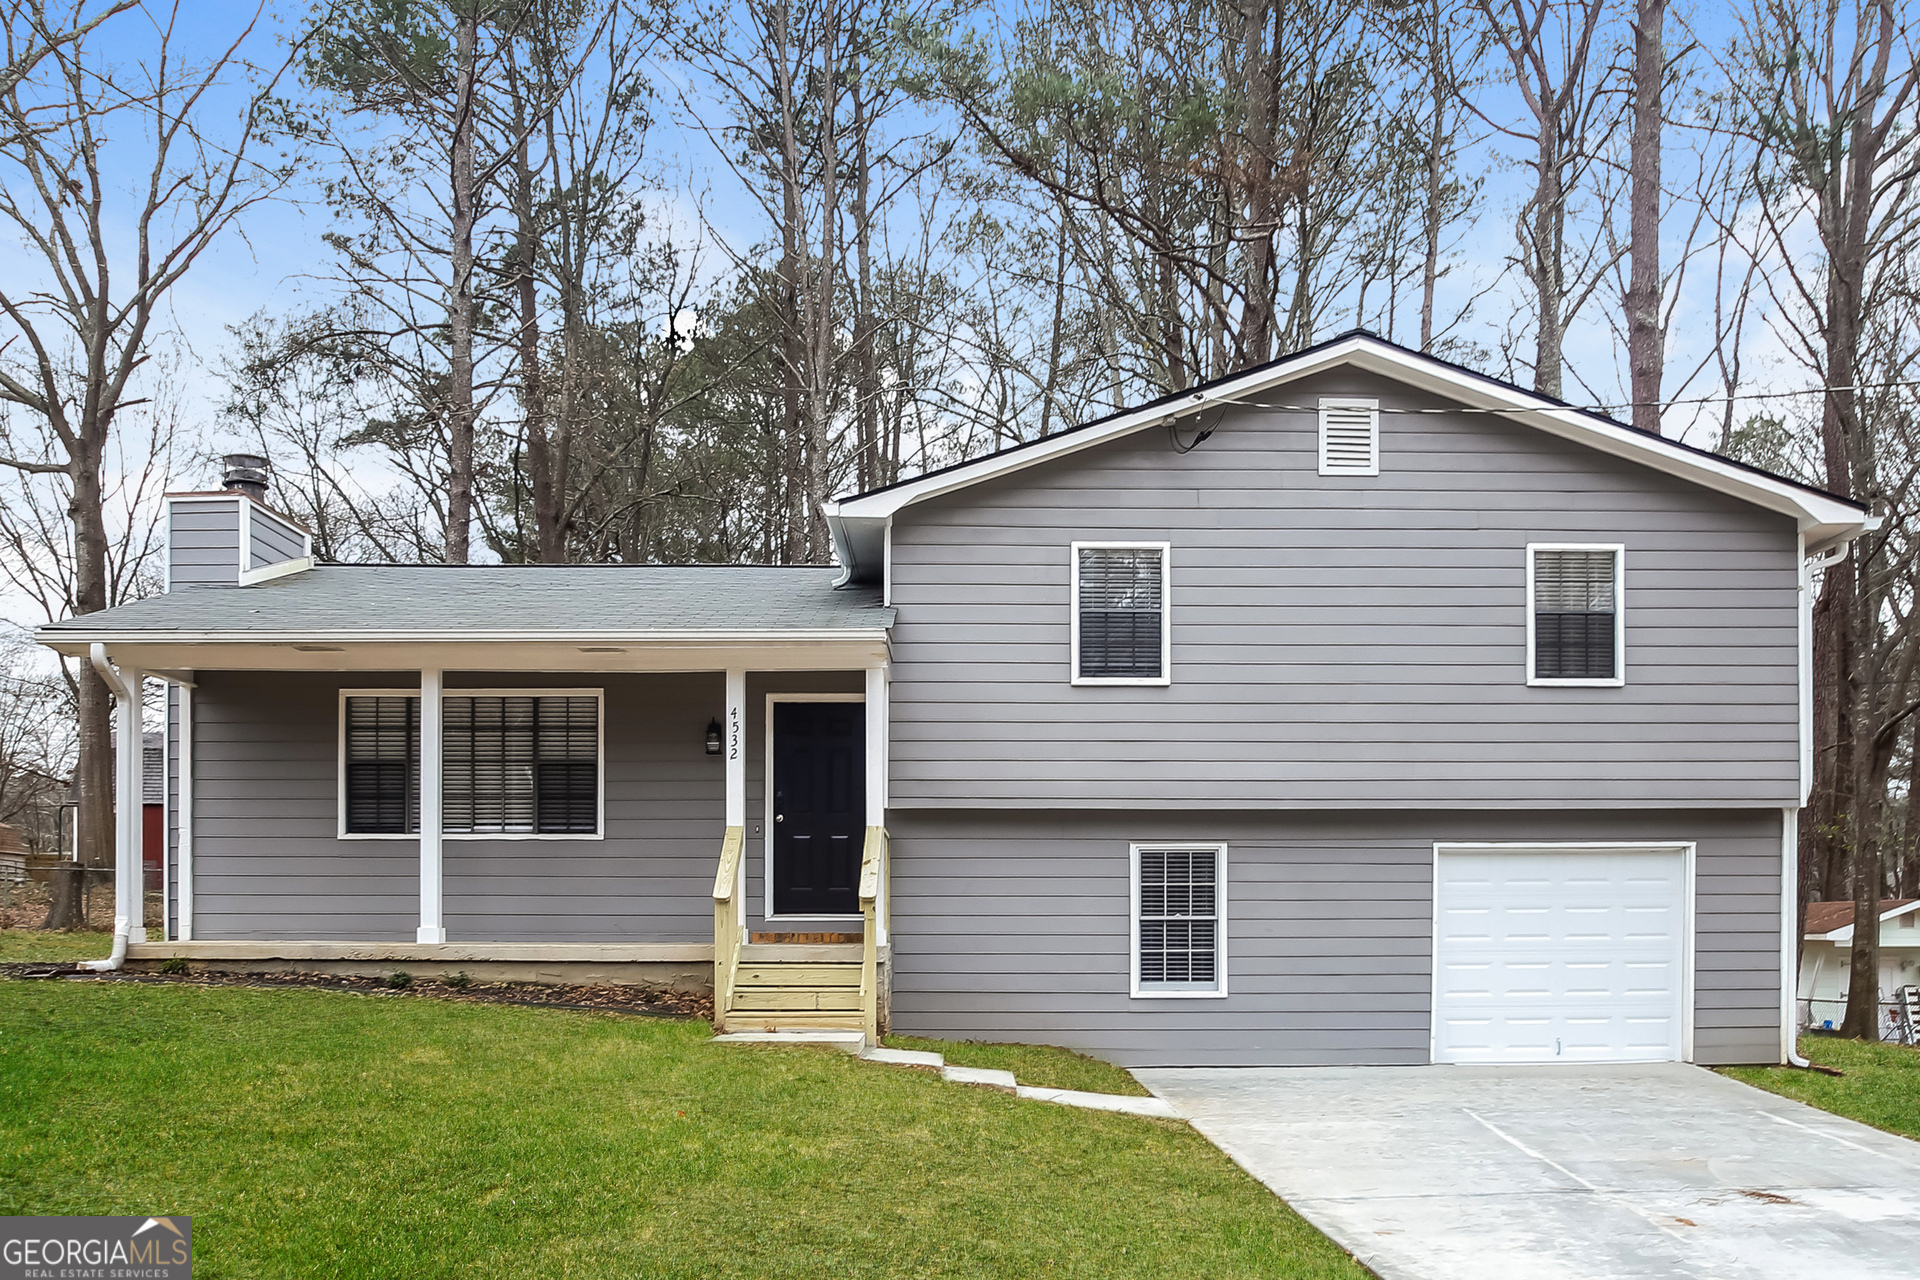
[721,942,868,1032]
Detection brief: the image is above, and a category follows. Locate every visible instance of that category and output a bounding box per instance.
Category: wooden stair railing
[859,826,889,1042]
[711,826,745,1032]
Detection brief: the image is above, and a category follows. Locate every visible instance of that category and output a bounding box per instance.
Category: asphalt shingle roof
[40,564,892,636]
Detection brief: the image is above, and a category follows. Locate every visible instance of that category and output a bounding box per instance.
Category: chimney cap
[221,453,270,501]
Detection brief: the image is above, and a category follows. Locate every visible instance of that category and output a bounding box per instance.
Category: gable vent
[1318,398,1380,476]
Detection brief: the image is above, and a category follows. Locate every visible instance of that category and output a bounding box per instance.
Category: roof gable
[825,332,1872,585]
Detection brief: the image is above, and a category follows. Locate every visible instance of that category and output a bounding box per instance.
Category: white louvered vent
[1318,397,1380,476]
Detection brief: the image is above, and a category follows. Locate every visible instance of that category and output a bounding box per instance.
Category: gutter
[81,644,131,973]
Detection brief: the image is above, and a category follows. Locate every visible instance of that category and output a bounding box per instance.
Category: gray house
[39,334,1872,1067]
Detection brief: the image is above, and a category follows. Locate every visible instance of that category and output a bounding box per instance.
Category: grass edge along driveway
[0,979,1368,1279]
[1721,1034,1920,1142]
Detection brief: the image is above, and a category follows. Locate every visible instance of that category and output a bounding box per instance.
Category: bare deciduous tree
[0,0,300,924]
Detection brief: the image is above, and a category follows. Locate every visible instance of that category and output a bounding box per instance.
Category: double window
[1527,545,1625,686]
[1072,542,1170,684]
[342,691,602,837]
[1131,843,1226,997]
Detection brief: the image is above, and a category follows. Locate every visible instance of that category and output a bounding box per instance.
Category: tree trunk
[1237,1,1280,369]
[69,429,114,891]
[1418,0,1446,351]
[773,0,807,564]
[852,80,878,491]
[444,11,479,565]
[43,862,84,931]
[509,81,559,563]
[1626,0,1665,433]
[1531,116,1565,399]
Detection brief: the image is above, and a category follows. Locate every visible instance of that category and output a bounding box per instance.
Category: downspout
[1783,806,1809,1067]
[1784,534,1861,1067]
[81,643,133,973]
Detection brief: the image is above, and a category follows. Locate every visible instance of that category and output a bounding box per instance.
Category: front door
[771,701,865,916]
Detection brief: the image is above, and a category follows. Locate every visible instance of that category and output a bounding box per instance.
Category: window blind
[1138,847,1219,989]
[344,696,420,834]
[1533,549,1618,679]
[443,695,598,835]
[1077,547,1165,679]
[343,693,597,835]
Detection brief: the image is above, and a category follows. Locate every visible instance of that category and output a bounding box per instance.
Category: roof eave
[37,626,895,656]
[830,334,1871,546]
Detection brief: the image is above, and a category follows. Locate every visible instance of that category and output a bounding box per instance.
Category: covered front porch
[40,568,896,1040]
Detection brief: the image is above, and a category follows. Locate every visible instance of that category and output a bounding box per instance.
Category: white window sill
[1527,676,1626,688]
[1130,987,1228,1000]
[338,832,605,841]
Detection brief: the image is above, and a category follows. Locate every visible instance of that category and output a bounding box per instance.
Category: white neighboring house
[1798,899,1920,1034]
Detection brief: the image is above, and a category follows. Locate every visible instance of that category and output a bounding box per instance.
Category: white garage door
[1434,845,1689,1064]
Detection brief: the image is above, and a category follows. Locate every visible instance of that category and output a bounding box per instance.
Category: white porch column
[118,667,145,943]
[864,664,887,827]
[724,669,746,918]
[417,668,445,943]
[724,669,746,828]
[865,663,888,945]
[178,685,194,942]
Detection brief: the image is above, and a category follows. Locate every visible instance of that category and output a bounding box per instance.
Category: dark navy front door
[771,701,865,916]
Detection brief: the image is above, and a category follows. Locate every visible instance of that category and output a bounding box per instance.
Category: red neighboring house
[143,731,163,891]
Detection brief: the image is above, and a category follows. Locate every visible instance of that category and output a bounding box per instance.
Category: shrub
[443,970,472,990]
[385,970,413,990]
[159,957,189,976]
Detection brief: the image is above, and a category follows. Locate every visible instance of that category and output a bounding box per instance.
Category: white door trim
[762,692,866,923]
[1430,840,1697,1065]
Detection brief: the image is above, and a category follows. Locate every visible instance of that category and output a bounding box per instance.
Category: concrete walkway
[1135,1063,1920,1280]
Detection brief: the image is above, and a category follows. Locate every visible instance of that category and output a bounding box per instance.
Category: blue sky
[56,0,1833,479]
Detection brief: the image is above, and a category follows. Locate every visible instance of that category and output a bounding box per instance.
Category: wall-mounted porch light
[705,719,723,755]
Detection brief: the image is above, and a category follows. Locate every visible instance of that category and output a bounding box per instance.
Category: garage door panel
[1435,847,1687,1064]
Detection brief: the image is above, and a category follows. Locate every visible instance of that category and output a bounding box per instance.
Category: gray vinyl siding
[248,505,306,568]
[194,671,419,940]
[885,807,1784,1067]
[885,366,1802,810]
[166,498,241,590]
[186,669,859,943]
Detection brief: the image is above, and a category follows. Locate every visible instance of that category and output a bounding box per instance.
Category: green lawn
[1722,1035,1920,1141]
[885,1034,1150,1097]
[1,981,1364,1279]
[0,928,111,963]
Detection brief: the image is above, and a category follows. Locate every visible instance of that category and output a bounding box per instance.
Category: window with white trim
[342,692,601,835]
[344,695,419,835]
[1073,543,1169,684]
[1132,843,1225,996]
[1318,397,1379,475]
[1528,546,1624,684]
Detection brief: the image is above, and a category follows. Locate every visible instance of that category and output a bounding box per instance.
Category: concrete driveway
[1135,1063,1920,1280]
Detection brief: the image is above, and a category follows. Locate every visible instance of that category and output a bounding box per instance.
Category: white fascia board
[38,626,892,652]
[236,556,315,587]
[828,334,1870,545]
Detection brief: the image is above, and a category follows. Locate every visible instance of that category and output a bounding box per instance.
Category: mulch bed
[0,962,714,1024]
